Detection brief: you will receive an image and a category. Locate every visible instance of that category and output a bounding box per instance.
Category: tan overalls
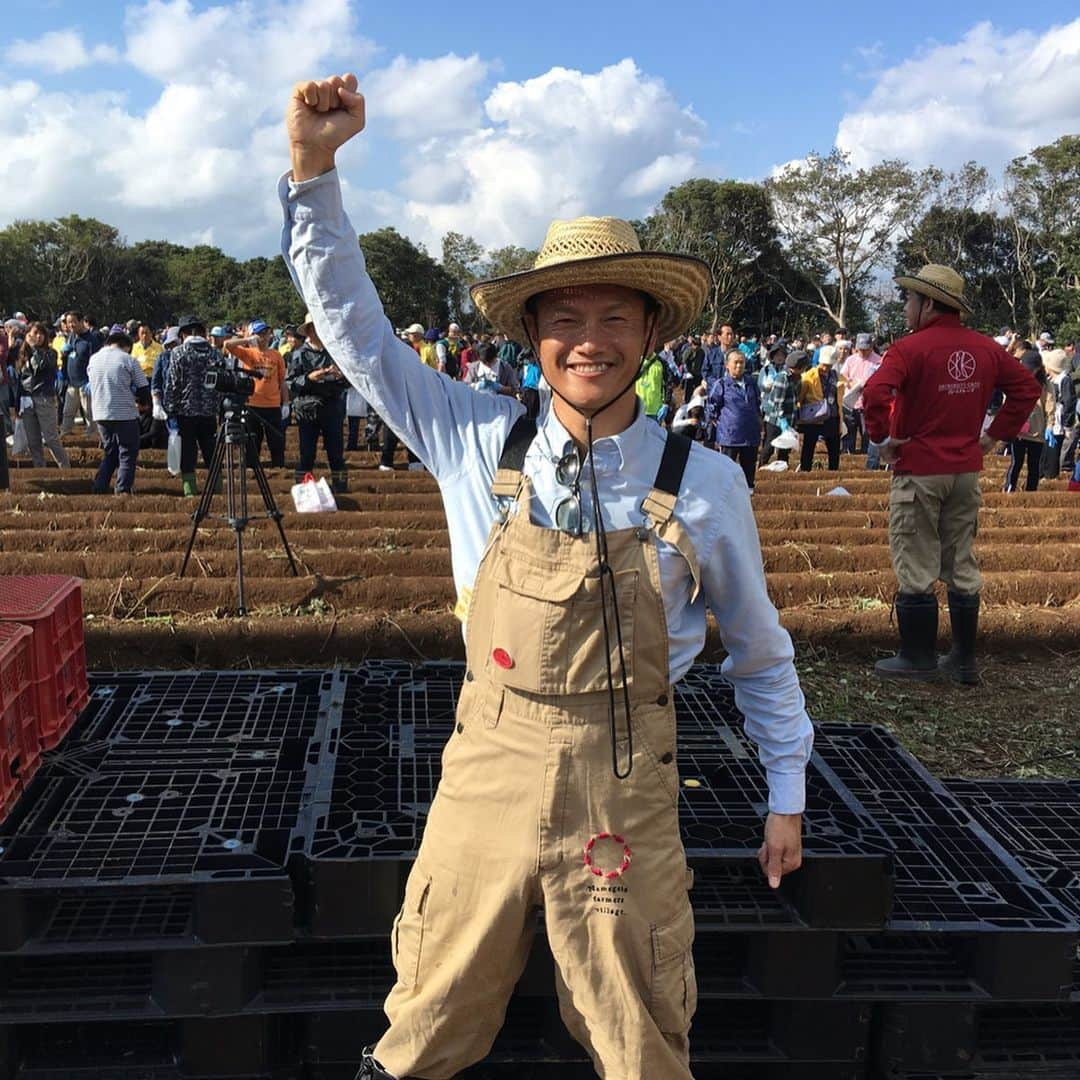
[374,427,700,1080]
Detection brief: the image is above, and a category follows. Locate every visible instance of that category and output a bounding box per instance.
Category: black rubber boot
[332,469,349,494]
[874,592,940,681]
[353,1047,396,1079]
[939,590,980,685]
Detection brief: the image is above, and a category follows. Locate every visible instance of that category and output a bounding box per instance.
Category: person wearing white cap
[437,322,464,379]
[284,71,810,1080]
[1039,348,1073,478]
[839,333,882,456]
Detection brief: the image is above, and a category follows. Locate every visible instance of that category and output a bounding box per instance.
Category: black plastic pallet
[3,665,1071,979]
[72,672,328,747]
[304,998,872,1065]
[299,665,891,936]
[945,778,1080,916]
[874,1002,1080,1073]
[814,725,1074,932]
[0,999,871,1078]
[0,674,338,952]
[0,922,1046,1024]
[0,1013,295,1080]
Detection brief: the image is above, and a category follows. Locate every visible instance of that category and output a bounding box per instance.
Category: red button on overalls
[492,648,514,669]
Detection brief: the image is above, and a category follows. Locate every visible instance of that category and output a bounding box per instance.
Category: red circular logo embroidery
[583,832,632,880]
[492,648,514,670]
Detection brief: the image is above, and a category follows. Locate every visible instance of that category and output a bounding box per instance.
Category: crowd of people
[639,325,1080,494]
[1,308,1078,498]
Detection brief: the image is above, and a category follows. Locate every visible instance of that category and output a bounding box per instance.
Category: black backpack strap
[641,430,692,525]
[490,412,537,499]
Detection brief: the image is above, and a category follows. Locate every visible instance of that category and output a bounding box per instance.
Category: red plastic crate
[0,575,89,751]
[0,622,40,820]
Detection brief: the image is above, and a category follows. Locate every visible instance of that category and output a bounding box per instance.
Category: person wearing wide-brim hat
[863,263,1040,686]
[283,71,812,1080]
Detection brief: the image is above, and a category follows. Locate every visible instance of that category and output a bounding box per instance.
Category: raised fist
[286,73,366,181]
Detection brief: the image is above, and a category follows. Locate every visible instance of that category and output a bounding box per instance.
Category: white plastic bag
[9,418,28,457]
[166,423,182,476]
[291,472,337,513]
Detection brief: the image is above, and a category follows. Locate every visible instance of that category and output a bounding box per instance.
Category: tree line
[1,135,1075,341]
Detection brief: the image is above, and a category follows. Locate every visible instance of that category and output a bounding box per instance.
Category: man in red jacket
[864,264,1039,685]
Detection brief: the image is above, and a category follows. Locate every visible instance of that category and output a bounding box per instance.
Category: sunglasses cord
[584,415,634,779]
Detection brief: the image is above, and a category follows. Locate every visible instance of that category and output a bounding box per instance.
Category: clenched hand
[287,73,366,182]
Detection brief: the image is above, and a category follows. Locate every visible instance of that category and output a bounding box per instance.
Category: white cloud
[11,29,119,72]
[0,11,703,262]
[0,0,380,258]
[364,53,490,140]
[836,19,1080,173]
[399,58,705,250]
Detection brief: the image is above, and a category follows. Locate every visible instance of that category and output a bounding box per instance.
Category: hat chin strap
[519,309,658,782]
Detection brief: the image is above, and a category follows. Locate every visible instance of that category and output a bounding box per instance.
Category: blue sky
[3,0,1078,257]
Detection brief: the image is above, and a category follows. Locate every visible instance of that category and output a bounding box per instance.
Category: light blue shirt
[279,169,812,814]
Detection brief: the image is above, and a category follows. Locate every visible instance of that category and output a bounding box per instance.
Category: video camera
[204,355,256,400]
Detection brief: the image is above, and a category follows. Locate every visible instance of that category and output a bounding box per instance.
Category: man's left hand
[758,812,803,889]
[877,436,910,465]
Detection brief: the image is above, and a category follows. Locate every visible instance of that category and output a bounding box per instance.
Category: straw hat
[470,216,711,344]
[894,263,974,315]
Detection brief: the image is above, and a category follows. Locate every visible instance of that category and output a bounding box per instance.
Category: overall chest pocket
[480,556,638,696]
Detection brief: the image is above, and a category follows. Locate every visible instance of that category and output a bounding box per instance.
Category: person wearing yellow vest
[131,324,163,380]
[420,328,441,370]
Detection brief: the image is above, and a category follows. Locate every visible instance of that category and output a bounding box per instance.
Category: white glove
[152,401,167,421]
[281,404,290,421]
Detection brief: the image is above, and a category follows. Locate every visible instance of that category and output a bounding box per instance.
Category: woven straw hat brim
[894,273,974,315]
[470,252,712,344]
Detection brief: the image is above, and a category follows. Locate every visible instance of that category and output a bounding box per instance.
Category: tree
[359,227,451,330]
[162,245,244,324]
[482,245,537,280]
[1004,135,1080,337]
[897,207,1021,331]
[766,149,938,328]
[440,231,485,327]
[0,215,135,319]
[235,256,300,327]
[639,178,779,332]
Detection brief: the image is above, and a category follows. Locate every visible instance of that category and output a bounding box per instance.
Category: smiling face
[25,324,46,348]
[525,283,655,420]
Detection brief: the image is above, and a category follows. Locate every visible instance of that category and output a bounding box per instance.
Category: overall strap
[490,413,537,499]
[641,430,692,525]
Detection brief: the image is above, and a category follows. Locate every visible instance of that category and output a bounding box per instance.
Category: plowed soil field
[2,427,1077,671]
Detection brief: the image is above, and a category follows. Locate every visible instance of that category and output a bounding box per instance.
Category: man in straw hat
[863,263,1039,686]
[283,72,811,1080]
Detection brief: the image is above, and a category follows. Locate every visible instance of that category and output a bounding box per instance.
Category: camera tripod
[178,400,298,615]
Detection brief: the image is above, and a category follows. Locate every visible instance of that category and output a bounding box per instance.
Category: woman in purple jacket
[708,349,763,492]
